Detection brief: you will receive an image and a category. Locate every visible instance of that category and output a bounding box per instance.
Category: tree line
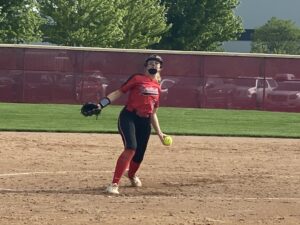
[0,0,243,51]
[1,0,300,54]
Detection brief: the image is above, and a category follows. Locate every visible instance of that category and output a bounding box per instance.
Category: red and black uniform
[108,55,164,188]
[121,73,160,117]
[118,74,160,163]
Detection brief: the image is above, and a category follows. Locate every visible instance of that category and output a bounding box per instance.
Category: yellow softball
[163,135,173,146]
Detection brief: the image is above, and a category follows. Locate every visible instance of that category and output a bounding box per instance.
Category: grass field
[0,102,300,138]
[1,103,300,225]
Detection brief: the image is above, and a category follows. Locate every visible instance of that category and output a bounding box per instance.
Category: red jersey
[120,74,161,116]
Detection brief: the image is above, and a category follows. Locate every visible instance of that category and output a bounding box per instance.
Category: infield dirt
[0,132,299,225]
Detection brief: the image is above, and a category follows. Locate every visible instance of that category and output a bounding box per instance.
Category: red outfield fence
[1,44,300,112]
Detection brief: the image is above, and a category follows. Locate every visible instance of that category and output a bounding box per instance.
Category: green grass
[1,102,300,138]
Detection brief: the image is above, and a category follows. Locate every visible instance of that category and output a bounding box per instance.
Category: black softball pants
[118,108,151,163]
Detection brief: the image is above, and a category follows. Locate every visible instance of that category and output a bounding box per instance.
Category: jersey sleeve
[120,74,139,93]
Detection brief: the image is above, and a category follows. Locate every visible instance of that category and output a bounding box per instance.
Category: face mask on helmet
[148,68,157,75]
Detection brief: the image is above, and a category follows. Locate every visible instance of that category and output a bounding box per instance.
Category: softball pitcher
[94,55,168,194]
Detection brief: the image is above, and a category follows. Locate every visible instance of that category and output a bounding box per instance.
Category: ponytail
[155,73,161,83]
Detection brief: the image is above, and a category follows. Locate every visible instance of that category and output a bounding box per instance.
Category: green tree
[39,0,125,47]
[115,0,170,48]
[154,0,243,51]
[39,0,170,48]
[251,17,300,54]
[0,0,43,43]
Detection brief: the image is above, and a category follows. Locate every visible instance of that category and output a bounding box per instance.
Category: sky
[236,0,300,28]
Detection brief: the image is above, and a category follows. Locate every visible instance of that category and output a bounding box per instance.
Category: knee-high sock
[112,149,135,184]
[128,160,141,178]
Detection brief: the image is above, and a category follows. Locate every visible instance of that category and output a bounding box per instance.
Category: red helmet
[144,54,163,67]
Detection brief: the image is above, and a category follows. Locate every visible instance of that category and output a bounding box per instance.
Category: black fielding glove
[80,97,111,120]
[81,102,101,119]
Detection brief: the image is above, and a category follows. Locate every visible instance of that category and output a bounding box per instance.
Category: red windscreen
[1,46,300,112]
